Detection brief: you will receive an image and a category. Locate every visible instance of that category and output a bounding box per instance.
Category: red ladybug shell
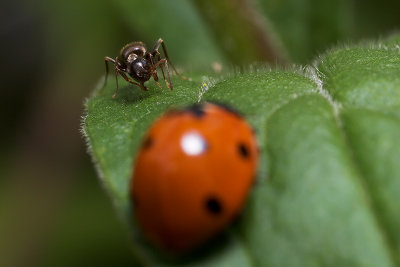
[131,103,258,253]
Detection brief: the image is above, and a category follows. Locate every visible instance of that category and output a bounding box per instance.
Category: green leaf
[191,0,287,65]
[315,42,400,264]
[83,36,400,266]
[257,0,354,63]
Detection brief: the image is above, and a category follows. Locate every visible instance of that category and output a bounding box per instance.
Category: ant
[103,38,186,98]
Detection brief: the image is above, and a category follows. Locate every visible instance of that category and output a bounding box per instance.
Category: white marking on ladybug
[180,131,207,156]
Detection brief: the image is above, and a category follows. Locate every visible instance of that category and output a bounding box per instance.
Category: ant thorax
[127,53,138,64]
[121,42,146,64]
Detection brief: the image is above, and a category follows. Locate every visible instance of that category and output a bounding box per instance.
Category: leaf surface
[83,37,400,266]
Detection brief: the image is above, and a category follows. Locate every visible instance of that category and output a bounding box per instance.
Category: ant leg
[147,54,163,90]
[163,60,173,90]
[154,80,163,89]
[153,72,159,81]
[147,54,160,83]
[150,38,163,53]
[152,58,173,90]
[160,41,188,80]
[112,67,120,99]
[117,71,149,91]
[100,56,117,94]
[140,82,148,91]
[148,52,170,89]
[104,57,116,86]
[151,38,188,80]
[155,54,171,90]
[156,54,166,81]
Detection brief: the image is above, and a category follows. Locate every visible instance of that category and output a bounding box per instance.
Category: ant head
[128,58,152,82]
[120,42,147,64]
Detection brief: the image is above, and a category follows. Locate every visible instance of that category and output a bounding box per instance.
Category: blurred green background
[1,0,399,266]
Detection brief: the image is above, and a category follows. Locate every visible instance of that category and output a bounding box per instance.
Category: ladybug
[131,102,259,253]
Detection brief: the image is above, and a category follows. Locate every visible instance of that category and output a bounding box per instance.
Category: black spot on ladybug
[142,136,153,149]
[185,104,206,118]
[238,143,250,159]
[205,196,223,215]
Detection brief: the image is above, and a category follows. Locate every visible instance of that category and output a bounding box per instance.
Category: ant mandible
[103,38,186,98]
